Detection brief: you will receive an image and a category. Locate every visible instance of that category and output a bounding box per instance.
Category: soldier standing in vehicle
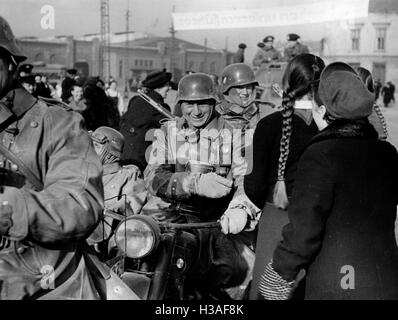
[144,73,254,299]
[0,16,103,299]
[88,127,147,258]
[283,33,310,62]
[252,36,282,67]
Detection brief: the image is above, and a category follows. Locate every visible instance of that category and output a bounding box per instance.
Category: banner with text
[172,0,369,31]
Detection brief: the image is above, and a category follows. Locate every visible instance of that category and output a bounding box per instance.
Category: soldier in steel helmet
[214,63,276,293]
[145,73,254,299]
[88,126,147,258]
[0,16,103,299]
[217,63,275,131]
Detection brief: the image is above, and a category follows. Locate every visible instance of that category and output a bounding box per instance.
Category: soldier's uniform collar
[0,87,37,126]
[180,116,222,142]
[217,101,259,121]
[103,162,122,175]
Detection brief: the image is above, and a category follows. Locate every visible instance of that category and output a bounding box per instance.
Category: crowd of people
[0,14,397,300]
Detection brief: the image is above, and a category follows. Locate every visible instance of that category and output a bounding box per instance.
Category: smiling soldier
[144,73,254,299]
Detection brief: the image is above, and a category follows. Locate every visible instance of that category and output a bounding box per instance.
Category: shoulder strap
[0,143,43,191]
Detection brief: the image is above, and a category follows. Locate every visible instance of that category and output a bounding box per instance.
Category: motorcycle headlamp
[115,215,161,259]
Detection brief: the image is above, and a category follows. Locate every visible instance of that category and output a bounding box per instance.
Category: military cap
[238,43,247,49]
[287,33,300,42]
[66,68,78,75]
[142,70,172,89]
[0,16,26,63]
[19,74,35,85]
[257,42,265,48]
[19,63,34,75]
[263,35,275,43]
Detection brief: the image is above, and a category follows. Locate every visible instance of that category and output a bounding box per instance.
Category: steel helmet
[221,63,258,94]
[90,126,125,159]
[0,16,26,63]
[176,73,219,103]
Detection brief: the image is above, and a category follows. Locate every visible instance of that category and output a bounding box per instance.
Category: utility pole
[100,0,111,81]
[124,0,130,98]
[203,37,208,73]
[169,5,176,76]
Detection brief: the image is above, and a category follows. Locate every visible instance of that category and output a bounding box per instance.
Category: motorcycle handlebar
[158,221,220,230]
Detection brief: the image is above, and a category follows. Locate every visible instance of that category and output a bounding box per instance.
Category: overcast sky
[1,0,361,59]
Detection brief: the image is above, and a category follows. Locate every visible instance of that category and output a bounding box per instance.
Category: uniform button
[10,164,18,171]
[17,246,26,254]
[111,185,115,189]
[30,121,38,128]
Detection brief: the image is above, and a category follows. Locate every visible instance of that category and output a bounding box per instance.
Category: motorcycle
[105,210,225,300]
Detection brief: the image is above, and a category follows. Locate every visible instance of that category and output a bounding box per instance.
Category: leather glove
[258,262,294,300]
[192,172,233,199]
[220,207,248,234]
[0,201,13,236]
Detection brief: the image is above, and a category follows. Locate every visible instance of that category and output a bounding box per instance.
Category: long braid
[272,54,325,210]
[273,90,295,210]
[373,103,388,139]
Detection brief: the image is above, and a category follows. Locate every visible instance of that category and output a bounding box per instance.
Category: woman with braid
[244,53,325,299]
[356,67,388,140]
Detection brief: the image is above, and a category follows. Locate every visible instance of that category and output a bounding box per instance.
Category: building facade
[322,0,398,84]
[16,33,233,91]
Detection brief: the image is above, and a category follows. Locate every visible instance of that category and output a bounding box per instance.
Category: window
[376,28,387,51]
[149,60,153,68]
[199,61,205,72]
[351,28,360,51]
[119,60,123,78]
[135,59,138,67]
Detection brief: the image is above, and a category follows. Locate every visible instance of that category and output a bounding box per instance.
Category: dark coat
[382,85,393,105]
[82,83,119,131]
[243,110,318,299]
[244,110,319,209]
[272,119,398,300]
[120,89,170,171]
[61,77,75,102]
